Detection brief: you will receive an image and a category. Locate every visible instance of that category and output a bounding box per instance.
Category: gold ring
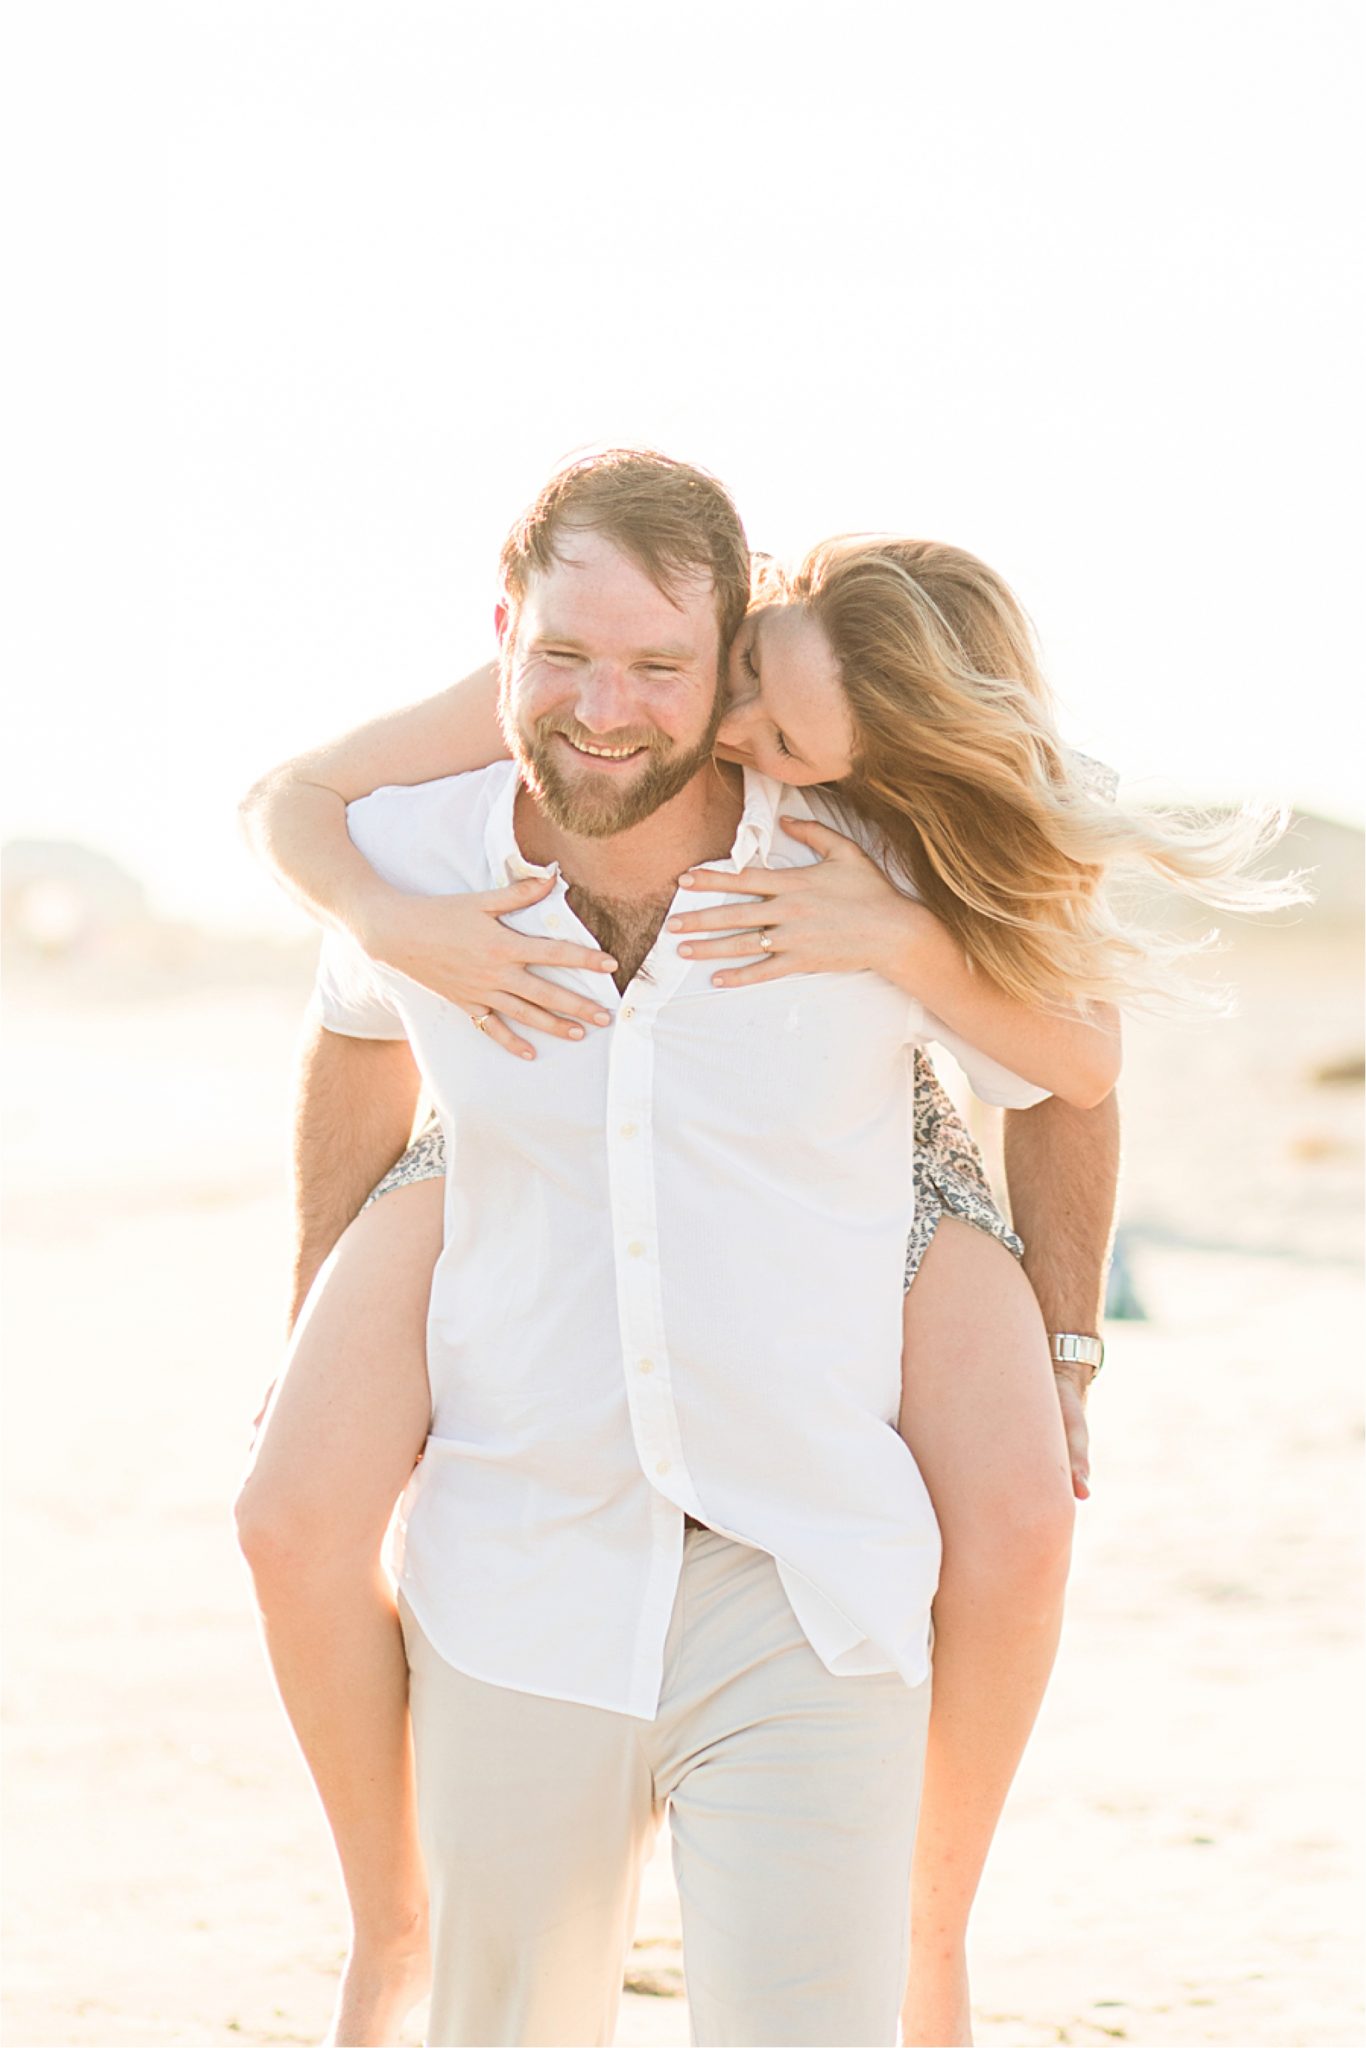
[471,1009,493,1032]
[759,932,774,953]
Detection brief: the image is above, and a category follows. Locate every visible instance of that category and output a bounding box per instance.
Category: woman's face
[714,604,857,787]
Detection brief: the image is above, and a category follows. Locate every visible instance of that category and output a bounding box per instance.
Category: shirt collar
[725,767,788,870]
[482,763,553,884]
[481,759,795,885]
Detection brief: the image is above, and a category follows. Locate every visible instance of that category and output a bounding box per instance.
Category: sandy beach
[2,907,1361,2047]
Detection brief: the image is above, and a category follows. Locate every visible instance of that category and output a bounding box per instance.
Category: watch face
[1053,1334,1104,1371]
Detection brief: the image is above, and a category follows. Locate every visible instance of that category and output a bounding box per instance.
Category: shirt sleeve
[314,929,408,1041]
[919,1007,1051,1110]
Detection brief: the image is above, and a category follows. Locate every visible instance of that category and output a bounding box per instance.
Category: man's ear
[494,600,511,648]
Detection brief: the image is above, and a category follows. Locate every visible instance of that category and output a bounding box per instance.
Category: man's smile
[555,732,651,765]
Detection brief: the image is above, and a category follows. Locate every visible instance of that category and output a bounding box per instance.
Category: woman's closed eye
[740,644,792,756]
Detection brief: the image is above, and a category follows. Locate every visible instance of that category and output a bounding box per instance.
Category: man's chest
[394,935,918,1174]
[564,882,677,992]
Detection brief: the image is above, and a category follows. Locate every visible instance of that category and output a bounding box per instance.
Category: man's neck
[513,762,746,990]
[513,761,745,906]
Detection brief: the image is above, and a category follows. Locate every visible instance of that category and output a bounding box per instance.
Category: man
[302,450,1116,2045]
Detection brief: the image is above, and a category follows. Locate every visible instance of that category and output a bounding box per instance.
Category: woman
[237,530,1287,2047]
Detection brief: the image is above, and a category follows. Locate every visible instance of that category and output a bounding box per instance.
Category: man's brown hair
[499,448,751,652]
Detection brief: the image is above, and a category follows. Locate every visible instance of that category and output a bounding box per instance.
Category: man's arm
[289,1002,423,1329]
[1003,1089,1121,1499]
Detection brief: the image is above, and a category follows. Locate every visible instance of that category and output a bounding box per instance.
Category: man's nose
[573,661,638,734]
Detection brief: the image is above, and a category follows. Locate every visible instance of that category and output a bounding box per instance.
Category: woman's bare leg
[898,1219,1076,2048]
[235,1179,443,2048]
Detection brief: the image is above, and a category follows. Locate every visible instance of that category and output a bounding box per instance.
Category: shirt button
[620,1123,637,1139]
[638,1358,653,1374]
[627,1241,645,1258]
[655,1459,670,1475]
[621,1004,636,1020]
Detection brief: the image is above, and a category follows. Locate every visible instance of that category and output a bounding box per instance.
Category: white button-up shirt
[316,763,1047,1718]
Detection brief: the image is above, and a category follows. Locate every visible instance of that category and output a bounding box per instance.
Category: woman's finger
[492,991,602,1042]
[475,1012,538,1060]
[484,874,557,912]
[508,971,616,1028]
[710,956,793,988]
[507,936,619,974]
[668,904,778,935]
[777,816,859,855]
[678,932,777,961]
[678,864,788,896]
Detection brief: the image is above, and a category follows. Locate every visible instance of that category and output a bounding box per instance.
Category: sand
[2,919,1361,2047]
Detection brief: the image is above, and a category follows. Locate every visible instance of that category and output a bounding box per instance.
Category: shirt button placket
[606,990,684,1507]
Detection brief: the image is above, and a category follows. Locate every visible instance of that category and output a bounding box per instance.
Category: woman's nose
[717,695,760,748]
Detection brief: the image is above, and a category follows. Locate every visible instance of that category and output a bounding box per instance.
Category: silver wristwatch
[1051,1332,1105,1378]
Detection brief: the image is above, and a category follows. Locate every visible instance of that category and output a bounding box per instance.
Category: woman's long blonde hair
[773,536,1305,1012]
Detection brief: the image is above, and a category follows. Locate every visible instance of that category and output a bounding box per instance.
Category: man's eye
[642,664,679,677]
[543,650,582,665]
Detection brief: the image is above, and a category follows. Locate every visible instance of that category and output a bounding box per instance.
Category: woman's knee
[233,1459,305,1584]
[233,1452,385,1590]
[941,1473,1075,1609]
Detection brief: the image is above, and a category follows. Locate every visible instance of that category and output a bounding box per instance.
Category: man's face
[498,528,726,838]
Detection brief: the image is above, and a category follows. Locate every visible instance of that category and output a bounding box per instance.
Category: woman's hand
[361,874,619,1060]
[668,816,922,985]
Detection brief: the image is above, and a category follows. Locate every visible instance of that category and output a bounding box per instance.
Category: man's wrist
[1050,1331,1105,1381]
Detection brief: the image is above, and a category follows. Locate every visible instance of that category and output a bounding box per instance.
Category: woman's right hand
[360,874,618,1060]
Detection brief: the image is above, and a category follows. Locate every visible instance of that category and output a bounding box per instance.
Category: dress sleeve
[314,929,408,1041]
[918,1007,1051,1110]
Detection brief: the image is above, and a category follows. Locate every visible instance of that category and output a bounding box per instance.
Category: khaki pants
[401,1526,932,2047]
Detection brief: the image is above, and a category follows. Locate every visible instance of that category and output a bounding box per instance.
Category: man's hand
[1051,1361,1095,1501]
[1003,1090,1120,1500]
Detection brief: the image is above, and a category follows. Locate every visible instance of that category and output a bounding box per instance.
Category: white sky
[7,0,1361,929]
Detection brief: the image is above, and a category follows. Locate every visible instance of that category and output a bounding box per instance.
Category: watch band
[1051,1332,1105,1376]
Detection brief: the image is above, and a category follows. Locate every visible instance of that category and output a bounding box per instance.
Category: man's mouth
[556,733,650,764]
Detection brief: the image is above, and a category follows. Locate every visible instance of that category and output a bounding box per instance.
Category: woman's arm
[240,662,507,938]
[877,901,1121,1109]
[671,816,1121,1109]
[241,663,620,1059]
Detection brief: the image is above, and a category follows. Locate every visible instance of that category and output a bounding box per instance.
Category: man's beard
[507,693,726,839]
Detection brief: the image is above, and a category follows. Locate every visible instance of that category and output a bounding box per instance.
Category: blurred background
[3,3,1361,2043]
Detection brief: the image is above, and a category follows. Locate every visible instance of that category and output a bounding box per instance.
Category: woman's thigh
[241,1180,444,1552]
[899,1218,1072,1553]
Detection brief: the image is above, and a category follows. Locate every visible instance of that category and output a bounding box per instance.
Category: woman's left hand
[670,816,920,986]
